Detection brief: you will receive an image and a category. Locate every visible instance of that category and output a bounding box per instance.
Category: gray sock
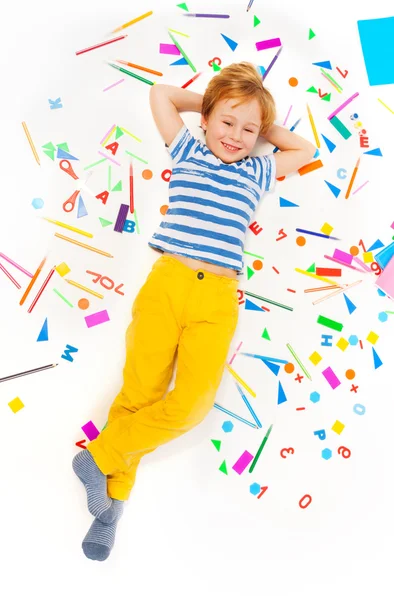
[82,500,124,561]
[72,449,116,524]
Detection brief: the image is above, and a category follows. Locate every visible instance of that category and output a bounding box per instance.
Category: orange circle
[346,369,356,380]
[160,204,169,216]
[289,77,298,87]
[349,246,359,256]
[78,298,89,310]
[253,259,263,271]
[296,236,306,247]
[142,169,153,180]
[284,362,295,374]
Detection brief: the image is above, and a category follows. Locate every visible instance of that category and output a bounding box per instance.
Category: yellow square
[363,252,374,263]
[332,420,345,435]
[8,397,24,413]
[309,351,322,365]
[336,337,349,351]
[56,262,70,277]
[367,331,379,344]
[321,222,333,236]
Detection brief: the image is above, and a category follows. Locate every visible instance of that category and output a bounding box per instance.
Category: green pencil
[249,424,273,473]
[167,30,197,72]
[107,62,154,85]
[244,290,293,311]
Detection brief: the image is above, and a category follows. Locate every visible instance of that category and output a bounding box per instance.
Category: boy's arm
[149,84,203,147]
[261,124,316,178]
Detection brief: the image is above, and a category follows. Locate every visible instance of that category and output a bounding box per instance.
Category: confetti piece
[328,92,359,120]
[81,420,100,441]
[211,439,221,451]
[8,397,24,413]
[232,450,254,474]
[324,180,341,198]
[219,460,228,474]
[367,331,379,344]
[235,382,262,427]
[75,34,128,56]
[32,197,44,209]
[61,344,79,362]
[321,334,333,346]
[343,294,357,314]
[85,309,110,328]
[309,351,322,365]
[322,366,341,389]
[357,17,394,86]
[346,369,356,380]
[255,37,281,51]
[315,268,341,276]
[262,328,270,340]
[37,318,48,342]
[317,315,343,331]
[336,337,349,351]
[279,197,299,207]
[329,116,352,139]
[298,159,323,176]
[332,420,345,434]
[321,223,334,235]
[278,381,288,404]
[262,359,280,376]
[372,347,383,369]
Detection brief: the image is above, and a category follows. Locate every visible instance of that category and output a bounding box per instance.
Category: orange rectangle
[315,268,342,276]
[298,159,323,176]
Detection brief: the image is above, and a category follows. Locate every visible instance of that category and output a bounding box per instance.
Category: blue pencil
[296,228,340,240]
[235,382,262,428]
[273,118,301,153]
[239,352,288,364]
[214,403,258,428]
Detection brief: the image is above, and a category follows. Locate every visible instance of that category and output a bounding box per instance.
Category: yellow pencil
[226,364,256,398]
[295,268,338,285]
[54,233,113,257]
[345,157,360,199]
[22,121,40,165]
[42,218,93,238]
[65,279,104,298]
[112,10,153,33]
[306,104,320,148]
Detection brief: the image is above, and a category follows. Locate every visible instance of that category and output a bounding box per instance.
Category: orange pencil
[116,59,163,76]
[22,121,40,165]
[345,157,361,199]
[19,256,47,305]
[129,161,134,213]
[112,11,153,33]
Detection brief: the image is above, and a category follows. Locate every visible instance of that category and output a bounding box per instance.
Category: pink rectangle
[375,256,394,298]
[160,43,180,55]
[232,450,254,474]
[391,222,394,230]
[322,366,341,389]
[256,37,281,51]
[333,249,353,265]
[81,420,100,441]
[85,309,110,328]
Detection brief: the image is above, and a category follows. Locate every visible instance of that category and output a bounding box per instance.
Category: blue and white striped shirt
[148,124,276,274]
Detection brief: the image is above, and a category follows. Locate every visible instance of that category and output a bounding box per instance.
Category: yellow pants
[87,254,239,501]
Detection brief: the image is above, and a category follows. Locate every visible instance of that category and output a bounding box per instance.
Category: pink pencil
[0,252,33,277]
[27,266,55,313]
[76,34,128,56]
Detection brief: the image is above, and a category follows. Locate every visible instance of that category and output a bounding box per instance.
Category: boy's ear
[200,116,207,131]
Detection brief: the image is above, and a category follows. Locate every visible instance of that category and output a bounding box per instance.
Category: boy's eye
[224,121,232,126]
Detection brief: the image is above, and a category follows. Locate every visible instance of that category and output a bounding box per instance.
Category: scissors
[63,189,80,213]
[60,163,94,212]
[59,159,79,181]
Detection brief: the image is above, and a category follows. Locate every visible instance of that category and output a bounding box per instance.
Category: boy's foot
[82,500,124,561]
[72,449,116,524]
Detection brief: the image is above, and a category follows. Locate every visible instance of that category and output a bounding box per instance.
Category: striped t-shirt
[148,124,276,274]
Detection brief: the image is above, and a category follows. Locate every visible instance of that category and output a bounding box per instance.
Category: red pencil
[27,266,55,313]
[129,161,134,213]
[0,262,21,289]
[182,71,202,89]
[75,34,128,56]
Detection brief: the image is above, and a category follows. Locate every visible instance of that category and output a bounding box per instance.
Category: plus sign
[350,384,358,393]
[295,373,304,383]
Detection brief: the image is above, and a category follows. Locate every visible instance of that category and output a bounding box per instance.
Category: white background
[1,0,394,598]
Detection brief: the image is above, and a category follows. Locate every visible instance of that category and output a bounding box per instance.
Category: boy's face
[201,97,262,163]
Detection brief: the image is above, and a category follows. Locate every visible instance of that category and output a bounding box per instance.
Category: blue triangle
[367,239,384,252]
[279,197,299,208]
[245,298,265,312]
[56,148,79,160]
[170,57,188,66]
[312,60,332,69]
[324,180,341,198]
[372,347,383,369]
[221,33,238,51]
[277,381,287,404]
[321,133,336,153]
[363,147,382,157]
[343,293,357,314]
[37,318,48,342]
[77,195,88,218]
[261,359,280,376]
[377,288,386,297]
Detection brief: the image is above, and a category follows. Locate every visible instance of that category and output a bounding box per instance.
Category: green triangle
[308,28,316,40]
[57,142,69,152]
[321,93,331,102]
[99,217,113,228]
[262,328,271,341]
[43,149,55,160]
[42,142,56,151]
[253,15,261,27]
[213,62,221,72]
[306,263,316,273]
[306,86,318,94]
[115,126,124,140]
[211,439,221,451]
[177,2,189,10]
[112,180,123,192]
[219,460,228,475]
[246,266,255,280]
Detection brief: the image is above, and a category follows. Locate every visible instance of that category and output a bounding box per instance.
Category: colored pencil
[312,280,362,305]
[235,382,262,428]
[0,252,33,277]
[345,157,361,199]
[22,121,40,165]
[19,256,47,306]
[226,363,256,397]
[249,424,273,473]
[0,262,21,288]
[262,46,282,81]
[55,233,113,257]
[42,218,93,238]
[246,0,256,11]
[182,71,202,89]
[296,228,339,240]
[65,279,104,299]
[76,35,128,56]
[214,402,258,429]
[167,30,196,73]
[116,59,163,76]
[273,117,301,152]
[106,62,154,85]
[244,290,293,311]
[183,13,230,18]
[111,11,153,33]
[286,343,311,380]
[306,103,320,148]
[129,161,134,213]
[0,363,58,384]
[27,266,55,313]
[304,285,341,293]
